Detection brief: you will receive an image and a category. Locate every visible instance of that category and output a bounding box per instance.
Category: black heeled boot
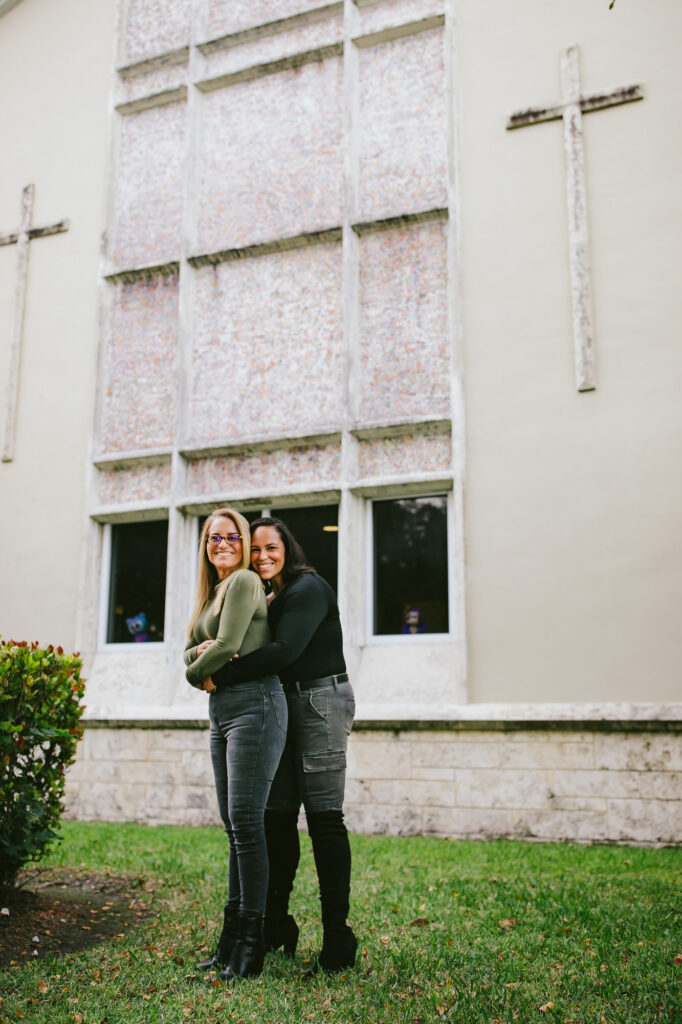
[264,912,299,956]
[308,810,357,973]
[196,903,240,970]
[319,925,358,973]
[220,912,265,981]
[263,809,300,957]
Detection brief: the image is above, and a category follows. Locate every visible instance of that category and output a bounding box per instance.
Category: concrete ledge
[80,702,682,733]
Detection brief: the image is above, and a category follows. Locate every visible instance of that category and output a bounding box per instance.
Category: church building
[1,0,680,843]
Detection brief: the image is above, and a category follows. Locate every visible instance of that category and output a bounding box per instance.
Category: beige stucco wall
[458,0,682,702]
[1,0,680,716]
[0,0,115,647]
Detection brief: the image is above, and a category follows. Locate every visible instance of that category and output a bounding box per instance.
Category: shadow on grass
[0,868,153,968]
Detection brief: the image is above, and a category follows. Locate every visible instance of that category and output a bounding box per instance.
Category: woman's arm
[212,575,326,688]
[184,639,199,667]
[185,572,264,686]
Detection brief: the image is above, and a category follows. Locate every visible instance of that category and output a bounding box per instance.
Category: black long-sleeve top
[212,571,346,688]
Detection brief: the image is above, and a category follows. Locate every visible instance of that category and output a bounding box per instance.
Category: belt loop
[294,681,301,694]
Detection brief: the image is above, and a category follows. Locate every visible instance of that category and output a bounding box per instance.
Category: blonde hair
[187,508,252,639]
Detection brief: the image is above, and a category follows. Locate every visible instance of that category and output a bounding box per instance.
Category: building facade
[1,0,681,843]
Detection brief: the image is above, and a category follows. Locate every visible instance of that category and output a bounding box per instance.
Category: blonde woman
[185,508,286,981]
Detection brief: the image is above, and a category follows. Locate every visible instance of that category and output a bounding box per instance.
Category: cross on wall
[0,184,69,461]
[507,44,644,392]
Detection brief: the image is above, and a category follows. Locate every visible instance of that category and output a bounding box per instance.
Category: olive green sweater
[184,569,270,687]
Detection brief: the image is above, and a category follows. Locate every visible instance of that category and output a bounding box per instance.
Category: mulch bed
[0,869,152,968]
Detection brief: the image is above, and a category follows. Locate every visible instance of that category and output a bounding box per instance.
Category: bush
[0,640,85,886]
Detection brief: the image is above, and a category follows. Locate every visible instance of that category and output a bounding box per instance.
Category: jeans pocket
[344,696,356,736]
[269,691,287,732]
[308,690,328,721]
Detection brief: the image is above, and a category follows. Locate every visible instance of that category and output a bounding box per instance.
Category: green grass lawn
[1,821,680,1023]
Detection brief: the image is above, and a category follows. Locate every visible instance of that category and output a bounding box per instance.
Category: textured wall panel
[123,0,192,65]
[357,0,443,36]
[118,63,188,106]
[100,275,179,453]
[189,244,343,445]
[358,28,447,219]
[358,431,451,480]
[358,220,449,422]
[205,0,327,40]
[113,103,185,268]
[97,462,172,505]
[187,442,341,496]
[201,16,342,81]
[197,58,343,252]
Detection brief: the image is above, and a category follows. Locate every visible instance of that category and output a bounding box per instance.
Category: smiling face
[206,515,243,580]
[250,525,286,592]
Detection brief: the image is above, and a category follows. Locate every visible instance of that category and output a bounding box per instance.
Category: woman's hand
[201,676,216,692]
[197,639,214,656]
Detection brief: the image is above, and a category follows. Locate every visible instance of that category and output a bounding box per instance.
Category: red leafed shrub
[0,640,85,886]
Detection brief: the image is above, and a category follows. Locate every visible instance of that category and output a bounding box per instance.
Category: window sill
[365,633,453,645]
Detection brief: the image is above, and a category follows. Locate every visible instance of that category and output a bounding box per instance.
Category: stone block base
[64,720,682,844]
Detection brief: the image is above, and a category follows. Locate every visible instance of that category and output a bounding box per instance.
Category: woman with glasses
[210,516,357,975]
[184,508,287,981]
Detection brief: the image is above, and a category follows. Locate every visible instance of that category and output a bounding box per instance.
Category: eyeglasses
[207,533,242,547]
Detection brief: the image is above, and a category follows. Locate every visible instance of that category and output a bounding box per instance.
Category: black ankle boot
[319,924,358,972]
[264,912,299,956]
[220,912,265,981]
[196,904,240,970]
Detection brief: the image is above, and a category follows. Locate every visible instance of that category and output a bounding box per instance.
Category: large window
[372,494,449,636]
[106,521,168,644]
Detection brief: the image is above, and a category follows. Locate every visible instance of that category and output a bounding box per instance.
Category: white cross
[508,45,643,392]
[0,184,68,461]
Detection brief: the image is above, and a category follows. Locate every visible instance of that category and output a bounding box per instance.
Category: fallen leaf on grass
[409,918,430,927]
[539,1001,554,1012]
[38,981,48,994]
[498,918,517,929]
[674,956,681,965]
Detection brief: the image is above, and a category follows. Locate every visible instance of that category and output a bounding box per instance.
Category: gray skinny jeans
[208,676,287,914]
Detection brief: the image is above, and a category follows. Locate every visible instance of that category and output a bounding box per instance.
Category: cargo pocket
[302,749,346,773]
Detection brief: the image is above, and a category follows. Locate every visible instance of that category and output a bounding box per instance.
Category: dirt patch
[0,868,152,968]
